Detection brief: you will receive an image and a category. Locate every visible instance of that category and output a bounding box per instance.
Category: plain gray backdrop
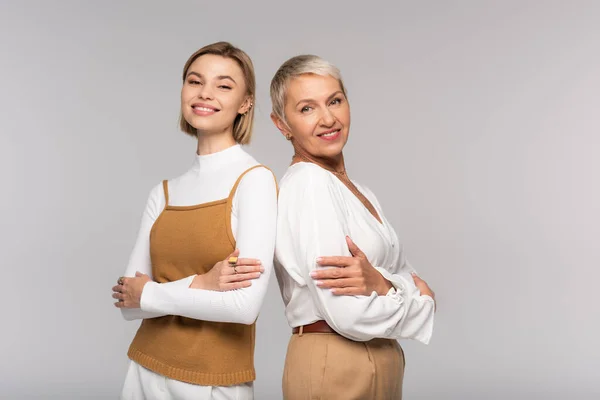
[1,1,598,399]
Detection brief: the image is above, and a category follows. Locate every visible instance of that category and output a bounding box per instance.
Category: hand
[412,273,436,309]
[113,272,151,308]
[311,236,393,296]
[190,249,264,291]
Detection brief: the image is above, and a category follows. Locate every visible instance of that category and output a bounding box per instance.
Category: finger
[225,272,261,283]
[234,258,263,267]
[330,287,364,296]
[115,301,132,308]
[227,265,263,275]
[112,292,124,300]
[346,236,365,258]
[112,285,123,292]
[311,267,352,280]
[225,248,241,262]
[135,271,144,278]
[221,281,252,291]
[315,278,357,289]
[316,256,353,267]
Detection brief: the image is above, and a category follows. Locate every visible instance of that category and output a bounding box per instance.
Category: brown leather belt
[292,320,336,334]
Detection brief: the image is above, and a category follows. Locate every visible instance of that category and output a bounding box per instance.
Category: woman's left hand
[112,272,152,308]
[311,236,393,296]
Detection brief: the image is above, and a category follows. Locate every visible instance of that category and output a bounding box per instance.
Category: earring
[286,134,292,140]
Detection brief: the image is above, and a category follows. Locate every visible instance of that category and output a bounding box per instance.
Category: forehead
[286,74,342,102]
[188,54,245,80]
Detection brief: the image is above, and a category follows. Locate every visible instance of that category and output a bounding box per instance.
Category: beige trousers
[282,333,405,400]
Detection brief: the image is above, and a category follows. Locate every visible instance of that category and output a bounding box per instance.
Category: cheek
[337,106,351,125]
[181,87,192,104]
[289,118,315,140]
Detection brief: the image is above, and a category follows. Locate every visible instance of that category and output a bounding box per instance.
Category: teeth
[194,107,215,112]
[321,130,339,137]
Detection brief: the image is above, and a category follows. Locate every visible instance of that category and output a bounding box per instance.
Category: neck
[196,129,237,156]
[292,143,346,174]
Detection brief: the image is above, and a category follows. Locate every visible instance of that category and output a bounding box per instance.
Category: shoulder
[280,162,333,191]
[148,181,165,201]
[237,164,278,189]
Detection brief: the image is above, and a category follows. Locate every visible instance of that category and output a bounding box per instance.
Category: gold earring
[286,134,292,140]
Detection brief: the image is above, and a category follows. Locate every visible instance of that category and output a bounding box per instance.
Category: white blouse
[274,162,435,344]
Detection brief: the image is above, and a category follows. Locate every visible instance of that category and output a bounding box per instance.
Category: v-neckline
[291,155,384,225]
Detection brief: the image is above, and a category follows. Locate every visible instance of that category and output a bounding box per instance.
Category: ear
[270,112,292,140]
[237,96,253,115]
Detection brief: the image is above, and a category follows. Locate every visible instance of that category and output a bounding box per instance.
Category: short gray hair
[270,55,347,123]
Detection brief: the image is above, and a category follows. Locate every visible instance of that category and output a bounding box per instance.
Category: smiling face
[181,54,251,138]
[273,73,350,162]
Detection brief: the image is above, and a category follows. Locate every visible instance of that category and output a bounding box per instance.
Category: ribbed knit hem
[128,348,256,386]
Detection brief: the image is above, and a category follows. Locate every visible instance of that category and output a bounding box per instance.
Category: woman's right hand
[190,249,264,291]
[411,273,436,308]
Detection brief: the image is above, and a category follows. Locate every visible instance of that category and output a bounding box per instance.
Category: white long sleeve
[275,162,434,343]
[119,145,277,325]
[120,183,168,321]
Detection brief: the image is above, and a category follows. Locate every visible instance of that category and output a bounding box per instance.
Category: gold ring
[228,256,238,266]
[233,266,238,274]
[118,276,125,285]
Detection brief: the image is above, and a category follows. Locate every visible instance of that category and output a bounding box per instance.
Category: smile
[193,106,217,112]
[317,129,341,141]
[191,103,220,115]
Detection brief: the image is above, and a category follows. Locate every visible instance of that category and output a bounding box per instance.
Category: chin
[319,145,344,159]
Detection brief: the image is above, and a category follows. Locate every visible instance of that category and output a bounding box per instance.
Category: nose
[198,83,214,100]
[319,108,336,127]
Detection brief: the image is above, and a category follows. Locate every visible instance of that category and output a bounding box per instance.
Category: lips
[317,129,341,141]
[191,103,220,115]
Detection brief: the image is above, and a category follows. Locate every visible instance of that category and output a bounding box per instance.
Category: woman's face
[276,74,350,161]
[181,54,251,137]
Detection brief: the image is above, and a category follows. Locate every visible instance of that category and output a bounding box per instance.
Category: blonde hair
[179,42,256,144]
[270,55,347,123]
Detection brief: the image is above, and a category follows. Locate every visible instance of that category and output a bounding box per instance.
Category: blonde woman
[111,42,277,400]
[270,55,436,399]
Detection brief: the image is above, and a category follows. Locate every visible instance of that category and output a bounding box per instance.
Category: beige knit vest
[127,165,273,386]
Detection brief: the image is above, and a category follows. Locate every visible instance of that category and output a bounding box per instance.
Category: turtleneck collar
[192,144,244,172]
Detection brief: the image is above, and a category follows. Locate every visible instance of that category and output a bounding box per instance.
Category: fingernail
[260,267,265,272]
[309,271,317,278]
[315,281,323,286]
[257,260,262,265]
[316,257,322,263]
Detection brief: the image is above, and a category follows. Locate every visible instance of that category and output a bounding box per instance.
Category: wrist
[189,274,205,289]
[377,278,393,296]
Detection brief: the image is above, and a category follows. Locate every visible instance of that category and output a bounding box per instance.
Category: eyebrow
[295,90,344,107]
[186,71,237,84]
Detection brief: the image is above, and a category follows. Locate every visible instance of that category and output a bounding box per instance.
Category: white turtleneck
[119,144,278,324]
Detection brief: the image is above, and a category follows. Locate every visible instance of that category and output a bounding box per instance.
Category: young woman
[111,42,277,400]
[270,55,436,399]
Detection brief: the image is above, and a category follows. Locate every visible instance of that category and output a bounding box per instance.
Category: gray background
[1,1,598,399]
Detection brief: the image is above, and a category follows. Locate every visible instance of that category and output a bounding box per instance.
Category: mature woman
[111,42,277,400]
[270,55,436,399]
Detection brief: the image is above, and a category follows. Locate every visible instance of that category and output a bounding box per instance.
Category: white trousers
[120,361,254,400]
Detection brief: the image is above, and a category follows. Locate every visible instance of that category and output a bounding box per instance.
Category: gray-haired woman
[270,55,436,399]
